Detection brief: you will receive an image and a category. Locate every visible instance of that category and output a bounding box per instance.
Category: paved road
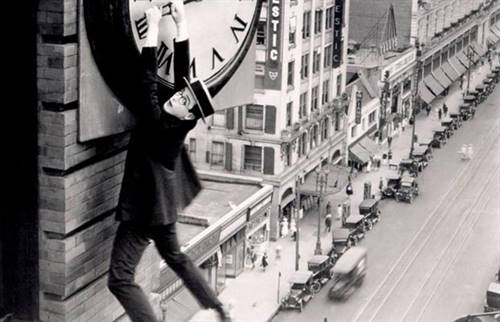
[274,86,500,322]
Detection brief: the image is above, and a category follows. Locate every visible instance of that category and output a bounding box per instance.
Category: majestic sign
[332,0,345,68]
[264,0,283,90]
[355,90,363,124]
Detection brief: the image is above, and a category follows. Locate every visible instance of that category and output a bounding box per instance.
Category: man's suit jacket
[116,40,202,226]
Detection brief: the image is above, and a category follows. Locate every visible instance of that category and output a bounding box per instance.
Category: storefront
[221,229,246,278]
[247,194,272,254]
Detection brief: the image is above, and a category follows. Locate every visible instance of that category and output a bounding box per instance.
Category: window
[322,119,328,140]
[351,125,357,138]
[311,86,319,110]
[368,110,376,123]
[310,125,318,149]
[211,141,224,166]
[287,61,295,87]
[256,21,266,45]
[299,92,308,118]
[313,50,321,74]
[336,74,342,97]
[189,138,196,160]
[324,44,332,68]
[432,54,440,70]
[286,102,293,126]
[403,78,411,93]
[322,79,330,104]
[244,145,262,171]
[441,47,448,64]
[301,53,309,79]
[314,9,323,34]
[289,16,297,46]
[325,7,333,29]
[212,110,225,127]
[302,11,311,39]
[245,105,264,130]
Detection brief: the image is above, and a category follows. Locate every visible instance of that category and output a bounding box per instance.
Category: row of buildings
[3,0,499,321]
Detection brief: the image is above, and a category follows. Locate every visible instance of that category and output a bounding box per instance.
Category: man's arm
[139,2,189,128]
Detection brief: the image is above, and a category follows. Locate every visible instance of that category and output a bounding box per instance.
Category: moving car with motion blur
[328,246,367,300]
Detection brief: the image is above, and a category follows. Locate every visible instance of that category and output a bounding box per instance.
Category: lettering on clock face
[129,0,259,88]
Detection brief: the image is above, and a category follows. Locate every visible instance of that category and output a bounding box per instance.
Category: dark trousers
[108,221,222,322]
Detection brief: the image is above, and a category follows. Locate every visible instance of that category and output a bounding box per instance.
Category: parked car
[399,159,419,177]
[358,198,380,229]
[328,246,367,300]
[327,228,355,260]
[281,271,317,312]
[395,175,419,203]
[454,311,500,322]
[382,174,402,200]
[485,282,500,312]
[432,127,448,148]
[343,215,366,242]
[411,147,429,171]
[307,255,334,288]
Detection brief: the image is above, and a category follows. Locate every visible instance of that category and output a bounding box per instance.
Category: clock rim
[83,0,262,111]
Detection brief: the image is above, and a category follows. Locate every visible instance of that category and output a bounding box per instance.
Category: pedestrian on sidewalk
[325,213,332,232]
[379,176,384,192]
[442,103,448,116]
[387,136,393,149]
[426,105,431,116]
[261,253,269,272]
[280,217,289,238]
[289,220,297,241]
[460,75,465,89]
[275,245,282,262]
[336,204,343,221]
[326,201,331,215]
[251,251,257,269]
[438,108,442,120]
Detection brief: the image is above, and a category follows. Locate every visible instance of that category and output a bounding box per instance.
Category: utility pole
[466,44,473,95]
[410,41,422,159]
[294,177,300,271]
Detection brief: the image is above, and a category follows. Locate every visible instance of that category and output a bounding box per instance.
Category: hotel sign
[264,0,283,90]
[332,0,345,68]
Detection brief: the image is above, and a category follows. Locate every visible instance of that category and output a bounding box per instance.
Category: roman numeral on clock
[212,48,225,70]
[190,58,197,79]
[230,14,248,43]
[157,41,173,75]
[135,15,148,39]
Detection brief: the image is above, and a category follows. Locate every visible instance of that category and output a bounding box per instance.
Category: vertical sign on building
[265,0,283,90]
[332,0,345,68]
[355,90,363,124]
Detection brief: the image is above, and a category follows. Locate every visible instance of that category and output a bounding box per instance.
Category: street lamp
[314,166,329,255]
[410,40,422,159]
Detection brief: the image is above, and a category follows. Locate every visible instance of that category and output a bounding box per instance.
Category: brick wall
[37,0,161,321]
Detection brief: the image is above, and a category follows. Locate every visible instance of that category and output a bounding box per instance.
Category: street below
[274,84,500,322]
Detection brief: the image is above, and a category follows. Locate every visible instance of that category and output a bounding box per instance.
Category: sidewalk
[189,56,498,322]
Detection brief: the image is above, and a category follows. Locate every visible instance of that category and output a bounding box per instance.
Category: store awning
[488,29,500,44]
[455,51,472,68]
[423,74,445,96]
[441,62,460,81]
[418,83,437,104]
[448,56,467,75]
[358,136,380,157]
[491,25,500,39]
[432,68,453,89]
[470,42,487,57]
[349,144,371,164]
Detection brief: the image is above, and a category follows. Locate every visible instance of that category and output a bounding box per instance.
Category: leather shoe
[215,304,232,322]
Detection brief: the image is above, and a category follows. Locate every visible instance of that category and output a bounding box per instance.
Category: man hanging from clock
[107,2,230,322]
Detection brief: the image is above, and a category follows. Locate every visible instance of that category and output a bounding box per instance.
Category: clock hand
[160,0,202,16]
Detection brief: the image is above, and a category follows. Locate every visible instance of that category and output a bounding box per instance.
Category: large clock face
[84,0,262,110]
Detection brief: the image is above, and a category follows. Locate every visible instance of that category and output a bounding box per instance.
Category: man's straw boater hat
[183,77,215,123]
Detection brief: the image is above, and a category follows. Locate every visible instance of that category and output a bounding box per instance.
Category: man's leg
[108,222,157,322]
[151,224,222,309]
